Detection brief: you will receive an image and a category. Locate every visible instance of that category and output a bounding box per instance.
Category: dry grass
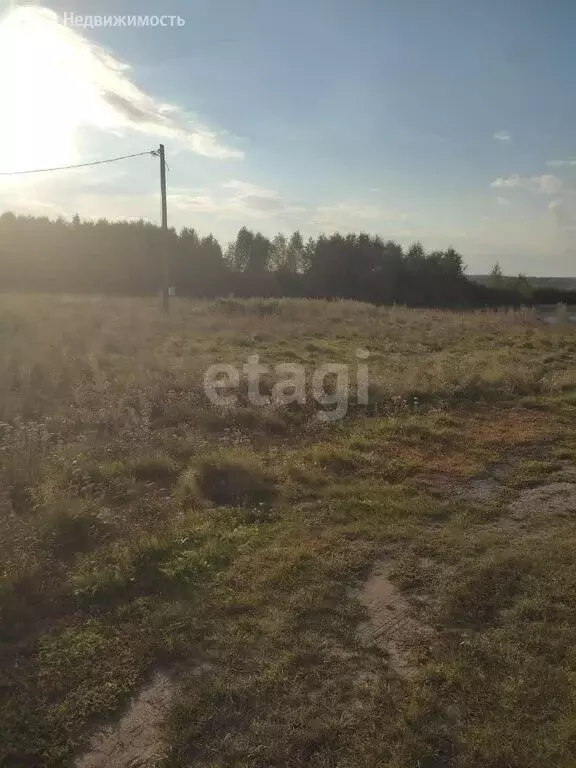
[1,294,576,766]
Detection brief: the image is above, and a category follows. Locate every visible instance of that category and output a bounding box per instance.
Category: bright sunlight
[0,7,110,171]
[0,5,166,174]
[0,5,241,180]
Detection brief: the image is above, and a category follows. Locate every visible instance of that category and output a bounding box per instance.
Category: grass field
[2,295,576,767]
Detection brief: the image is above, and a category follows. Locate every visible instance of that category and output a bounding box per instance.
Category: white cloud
[167,181,292,223]
[0,166,132,218]
[496,196,512,207]
[491,174,522,189]
[150,181,409,238]
[490,174,563,196]
[493,130,512,142]
[314,203,381,221]
[220,180,283,211]
[546,159,576,168]
[222,180,274,195]
[549,197,576,230]
[311,203,408,232]
[529,175,564,195]
[0,5,243,173]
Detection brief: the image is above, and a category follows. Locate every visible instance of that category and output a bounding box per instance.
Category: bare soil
[75,673,173,768]
[356,561,433,676]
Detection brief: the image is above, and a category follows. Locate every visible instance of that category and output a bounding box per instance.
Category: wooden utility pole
[159,143,169,313]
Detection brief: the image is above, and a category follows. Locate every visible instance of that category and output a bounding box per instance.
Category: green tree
[514,273,533,301]
[246,233,271,276]
[286,231,304,273]
[231,227,254,272]
[489,262,503,288]
[269,233,287,271]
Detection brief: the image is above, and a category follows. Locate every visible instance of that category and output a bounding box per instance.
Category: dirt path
[358,453,576,678]
[75,673,173,768]
[356,561,433,676]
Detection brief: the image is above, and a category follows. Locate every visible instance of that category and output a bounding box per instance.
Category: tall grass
[1,294,575,766]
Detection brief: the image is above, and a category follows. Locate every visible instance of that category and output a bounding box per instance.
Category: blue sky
[1,0,576,274]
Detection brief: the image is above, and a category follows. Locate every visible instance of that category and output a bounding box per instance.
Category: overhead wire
[0,150,157,177]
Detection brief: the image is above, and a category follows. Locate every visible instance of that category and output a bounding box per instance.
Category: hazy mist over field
[1,1,576,274]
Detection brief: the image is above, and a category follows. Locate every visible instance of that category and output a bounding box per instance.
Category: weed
[200,405,288,435]
[305,445,364,474]
[40,502,111,559]
[129,454,179,483]
[180,451,277,507]
[443,553,535,628]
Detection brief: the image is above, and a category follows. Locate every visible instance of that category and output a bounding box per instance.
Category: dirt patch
[460,476,502,503]
[412,472,503,504]
[356,562,433,676]
[413,454,576,506]
[75,672,173,768]
[508,482,576,522]
[411,472,455,497]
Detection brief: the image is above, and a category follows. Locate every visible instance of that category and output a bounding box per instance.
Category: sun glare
[0,6,118,173]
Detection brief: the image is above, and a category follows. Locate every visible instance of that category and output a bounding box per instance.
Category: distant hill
[471,275,576,290]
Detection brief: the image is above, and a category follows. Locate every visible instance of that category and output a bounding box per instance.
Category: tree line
[0,212,574,307]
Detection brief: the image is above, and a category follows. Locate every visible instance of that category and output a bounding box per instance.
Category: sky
[0,0,575,275]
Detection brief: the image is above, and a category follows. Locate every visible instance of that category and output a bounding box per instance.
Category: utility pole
[159,143,169,313]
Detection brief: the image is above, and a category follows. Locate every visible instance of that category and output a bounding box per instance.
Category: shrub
[129,454,179,483]
[307,445,363,474]
[180,452,277,507]
[199,406,288,435]
[41,503,110,559]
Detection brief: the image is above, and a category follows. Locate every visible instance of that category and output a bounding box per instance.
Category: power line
[0,150,156,177]
[0,142,172,314]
